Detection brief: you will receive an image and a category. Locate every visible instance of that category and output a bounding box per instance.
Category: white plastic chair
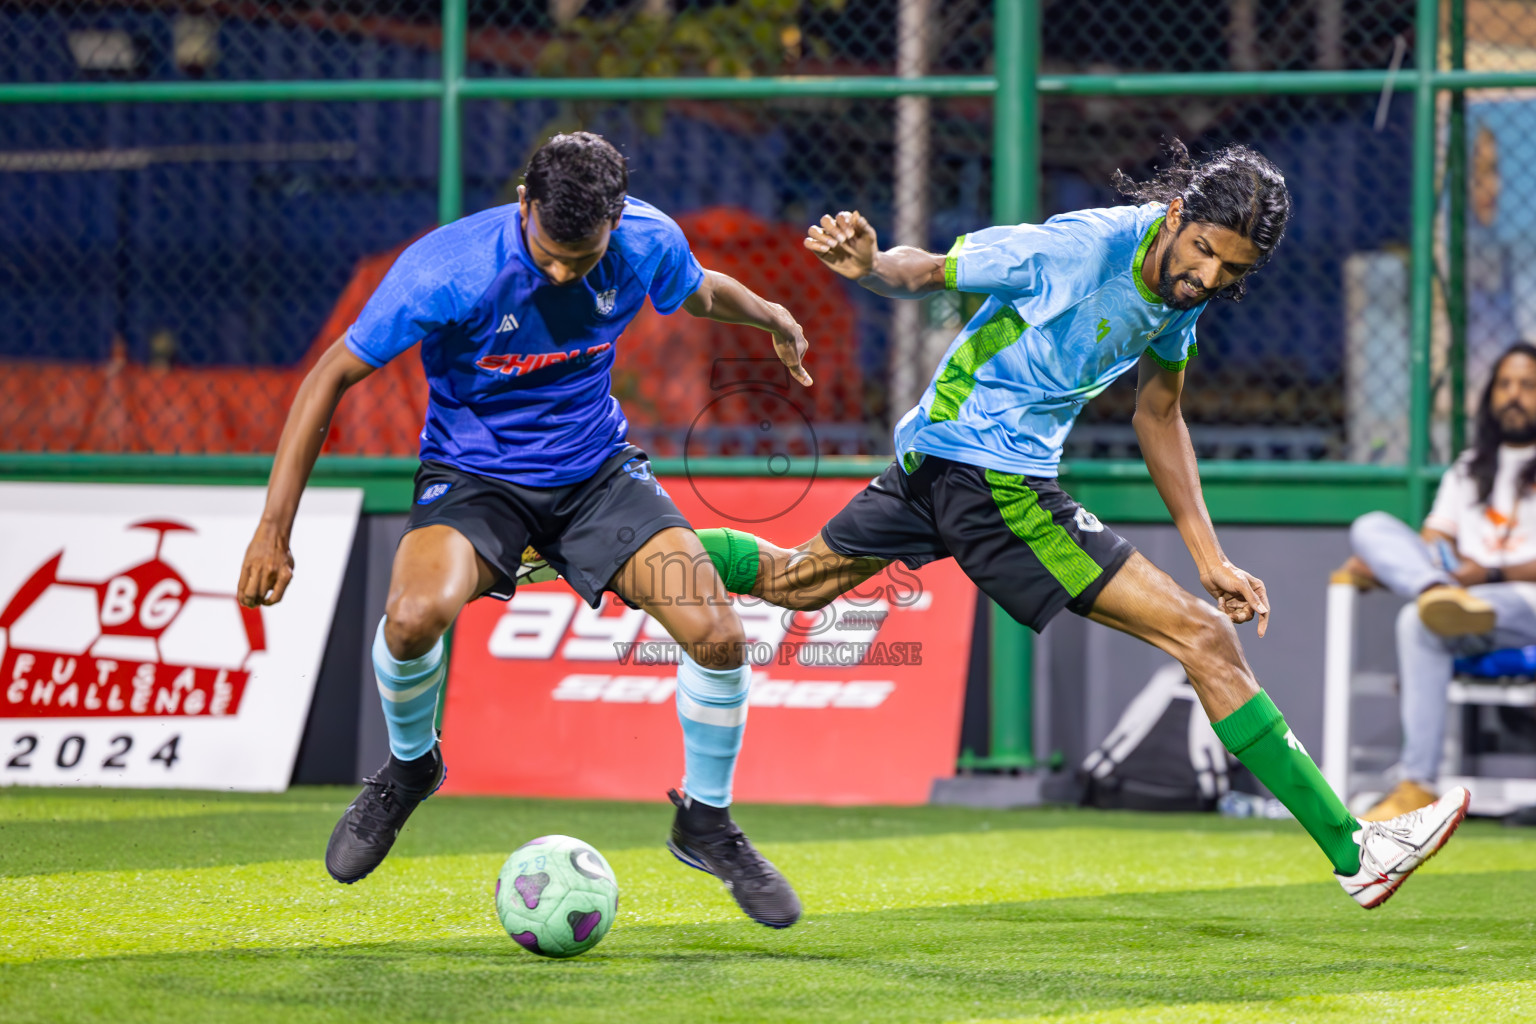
[1322,575,1536,815]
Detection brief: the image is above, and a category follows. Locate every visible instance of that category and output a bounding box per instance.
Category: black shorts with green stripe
[821,456,1134,630]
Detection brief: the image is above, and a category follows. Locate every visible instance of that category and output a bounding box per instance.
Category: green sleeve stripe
[984,470,1102,597]
[1146,342,1197,374]
[928,305,1026,424]
[943,234,966,291]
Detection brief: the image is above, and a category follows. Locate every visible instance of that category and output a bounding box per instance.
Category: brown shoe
[1330,556,1378,590]
[1417,586,1496,637]
[1361,780,1439,822]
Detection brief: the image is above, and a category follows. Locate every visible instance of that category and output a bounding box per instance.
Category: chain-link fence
[0,0,1503,469]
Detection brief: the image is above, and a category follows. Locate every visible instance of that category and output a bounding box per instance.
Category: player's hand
[238,523,295,607]
[1451,560,1488,587]
[769,305,813,387]
[1201,560,1270,637]
[805,211,878,281]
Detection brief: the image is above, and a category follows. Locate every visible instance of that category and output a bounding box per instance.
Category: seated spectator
[1338,342,1536,821]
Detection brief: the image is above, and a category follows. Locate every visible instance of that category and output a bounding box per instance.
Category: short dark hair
[522,131,628,242]
[1113,137,1292,301]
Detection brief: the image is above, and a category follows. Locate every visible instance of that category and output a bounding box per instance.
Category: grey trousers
[1349,511,1536,784]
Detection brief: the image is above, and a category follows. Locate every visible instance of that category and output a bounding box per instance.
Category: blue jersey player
[698,141,1470,911]
[238,132,805,928]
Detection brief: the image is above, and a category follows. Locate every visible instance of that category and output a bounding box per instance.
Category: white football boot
[1336,785,1470,909]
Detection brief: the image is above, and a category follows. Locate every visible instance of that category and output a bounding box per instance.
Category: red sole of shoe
[1360,789,1471,910]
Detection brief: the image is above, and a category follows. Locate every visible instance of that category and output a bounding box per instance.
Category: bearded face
[1488,351,1536,445]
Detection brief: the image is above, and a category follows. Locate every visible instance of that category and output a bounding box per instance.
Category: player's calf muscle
[1170,606,1259,718]
[757,538,878,610]
[1091,556,1257,717]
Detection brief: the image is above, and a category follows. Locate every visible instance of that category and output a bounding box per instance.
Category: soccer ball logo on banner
[0,520,266,719]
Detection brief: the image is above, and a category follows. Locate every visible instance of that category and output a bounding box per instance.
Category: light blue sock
[675,653,750,808]
[372,617,446,762]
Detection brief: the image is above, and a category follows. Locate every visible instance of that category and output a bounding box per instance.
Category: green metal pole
[1407,0,1439,522]
[992,0,1037,228]
[979,0,1038,771]
[29,68,1536,108]
[438,0,466,225]
[1448,0,1468,455]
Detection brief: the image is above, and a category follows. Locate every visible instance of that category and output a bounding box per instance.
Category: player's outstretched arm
[238,338,376,608]
[803,211,944,299]
[1132,353,1270,637]
[682,269,813,386]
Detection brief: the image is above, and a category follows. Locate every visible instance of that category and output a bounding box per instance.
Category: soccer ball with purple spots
[494,834,618,958]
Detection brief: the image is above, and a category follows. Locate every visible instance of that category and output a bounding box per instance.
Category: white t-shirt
[1425,444,1536,566]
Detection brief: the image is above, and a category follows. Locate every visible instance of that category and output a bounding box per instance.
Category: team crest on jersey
[1074,507,1104,533]
[594,288,618,318]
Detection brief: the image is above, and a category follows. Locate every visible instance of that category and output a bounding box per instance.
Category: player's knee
[688,609,748,670]
[1176,601,1241,675]
[384,594,453,659]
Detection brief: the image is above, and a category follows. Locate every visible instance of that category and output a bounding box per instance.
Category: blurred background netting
[0,0,1492,464]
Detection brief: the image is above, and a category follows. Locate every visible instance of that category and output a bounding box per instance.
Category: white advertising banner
[0,483,361,791]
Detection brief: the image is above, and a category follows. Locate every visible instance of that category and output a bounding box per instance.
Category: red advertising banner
[442,475,975,805]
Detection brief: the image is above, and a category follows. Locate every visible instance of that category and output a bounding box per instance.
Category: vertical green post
[1407,0,1439,521]
[437,0,467,225]
[429,0,466,732]
[1447,0,1468,455]
[982,0,1039,770]
[992,0,1038,228]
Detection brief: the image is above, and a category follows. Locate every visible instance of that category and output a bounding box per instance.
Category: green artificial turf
[2,787,1533,1023]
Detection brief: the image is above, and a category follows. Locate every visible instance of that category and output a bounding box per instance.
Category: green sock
[1211,691,1361,875]
[696,528,761,595]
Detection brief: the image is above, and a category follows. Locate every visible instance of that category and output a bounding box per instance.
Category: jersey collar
[1132,215,1166,305]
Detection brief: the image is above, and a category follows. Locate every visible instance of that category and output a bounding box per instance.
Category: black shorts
[403,447,691,606]
[821,456,1134,630]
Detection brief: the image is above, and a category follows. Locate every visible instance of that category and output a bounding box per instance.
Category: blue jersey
[893,202,1204,478]
[345,197,704,486]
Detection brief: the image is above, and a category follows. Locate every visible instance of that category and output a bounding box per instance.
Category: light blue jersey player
[239,132,807,928]
[703,141,1474,909]
[892,202,1203,478]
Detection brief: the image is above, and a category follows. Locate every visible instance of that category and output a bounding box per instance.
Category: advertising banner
[442,475,975,805]
[0,483,361,791]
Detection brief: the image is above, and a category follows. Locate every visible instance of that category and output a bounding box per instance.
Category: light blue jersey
[893,202,1203,478]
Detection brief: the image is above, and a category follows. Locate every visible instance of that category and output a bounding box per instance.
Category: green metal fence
[0,0,1517,770]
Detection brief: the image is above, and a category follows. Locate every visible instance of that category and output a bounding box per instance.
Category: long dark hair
[1112,138,1292,301]
[1469,342,1536,504]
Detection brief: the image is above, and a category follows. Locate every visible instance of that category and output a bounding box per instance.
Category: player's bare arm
[682,269,812,386]
[1132,353,1269,637]
[734,532,886,611]
[804,210,945,298]
[238,338,375,608]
